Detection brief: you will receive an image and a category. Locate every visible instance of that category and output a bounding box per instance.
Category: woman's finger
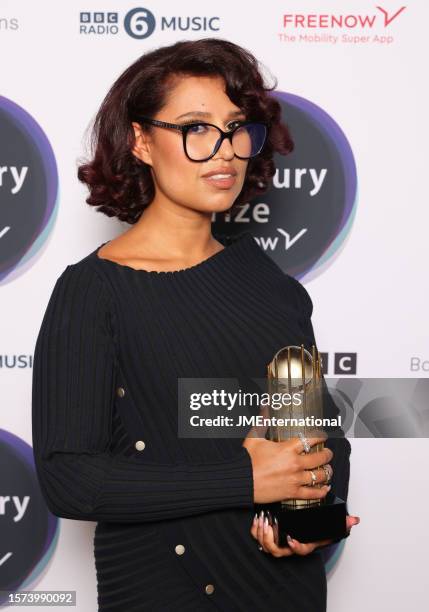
[256,511,269,552]
[286,536,317,555]
[251,512,361,556]
[250,512,259,539]
[346,515,360,532]
[293,434,328,455]
[261,516,295,557]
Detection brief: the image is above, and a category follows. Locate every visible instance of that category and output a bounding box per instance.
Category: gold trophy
[254,344,348,546]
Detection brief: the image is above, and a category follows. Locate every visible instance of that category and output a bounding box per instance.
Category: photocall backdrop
[1,1,427,610]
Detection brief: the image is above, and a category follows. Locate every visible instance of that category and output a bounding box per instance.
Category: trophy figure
[254,344,348,546]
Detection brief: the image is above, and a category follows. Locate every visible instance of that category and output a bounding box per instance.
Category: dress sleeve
[32,263,254,523]
[288,275,352,505]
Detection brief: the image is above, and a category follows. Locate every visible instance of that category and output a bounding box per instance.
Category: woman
[32,38,359,611]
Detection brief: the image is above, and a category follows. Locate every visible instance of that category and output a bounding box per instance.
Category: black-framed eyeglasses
[132,116,269,162]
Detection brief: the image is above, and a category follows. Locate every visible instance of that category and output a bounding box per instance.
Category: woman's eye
[227,121,244,130]
[181,120,244,133]
[186,123,207,134]
[182,121,207,134]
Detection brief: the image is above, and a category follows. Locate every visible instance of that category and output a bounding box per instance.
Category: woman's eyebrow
[175,110,245,120]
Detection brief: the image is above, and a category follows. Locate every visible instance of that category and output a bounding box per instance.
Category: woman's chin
[202,192,240,213]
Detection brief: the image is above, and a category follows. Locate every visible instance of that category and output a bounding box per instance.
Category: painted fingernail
[274,517,278,525]
[258,510,264,527]
[253,513,258,524]
[287,534,293,545]
[264,517,269,533]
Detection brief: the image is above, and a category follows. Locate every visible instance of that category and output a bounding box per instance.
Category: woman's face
[132,75,249,214]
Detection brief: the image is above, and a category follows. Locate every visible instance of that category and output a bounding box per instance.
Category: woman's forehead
[164,74,242,117]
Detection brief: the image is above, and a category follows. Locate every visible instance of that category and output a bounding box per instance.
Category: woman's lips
[202,174,237,189]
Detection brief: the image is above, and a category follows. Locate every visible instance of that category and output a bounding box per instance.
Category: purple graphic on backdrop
[214,92,358,281]
[0,96,59,283]
[0,430,59,603]
[277,92,357,280]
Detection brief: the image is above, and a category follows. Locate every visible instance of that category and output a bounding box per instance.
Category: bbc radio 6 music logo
[0,430,59,605]
[79,11,119,34]
[79,7,220,39]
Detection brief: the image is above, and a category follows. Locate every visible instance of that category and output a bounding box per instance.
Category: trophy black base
[254,491,348,546]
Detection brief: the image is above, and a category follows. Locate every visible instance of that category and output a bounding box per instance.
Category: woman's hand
[250,511,360,557]
[242,435,333,505]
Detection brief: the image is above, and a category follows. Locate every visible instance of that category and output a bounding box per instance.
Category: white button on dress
[135,440,146,451]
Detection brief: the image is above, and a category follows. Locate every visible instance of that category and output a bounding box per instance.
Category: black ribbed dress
[31,230,351,612]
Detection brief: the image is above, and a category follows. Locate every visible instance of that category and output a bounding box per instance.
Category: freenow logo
[214,92,357,281]
[0,97,58,284]
[79,7,220,39]
[283,6,406,28]
[0,430,59,605]
[279,5,406,45]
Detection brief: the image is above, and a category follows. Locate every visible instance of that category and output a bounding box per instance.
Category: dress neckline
[92,231,255,276]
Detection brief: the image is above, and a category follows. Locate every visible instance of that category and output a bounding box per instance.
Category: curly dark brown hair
[77,37,294,224]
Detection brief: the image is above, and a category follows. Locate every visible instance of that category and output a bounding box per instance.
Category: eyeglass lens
[185,123,266,161]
